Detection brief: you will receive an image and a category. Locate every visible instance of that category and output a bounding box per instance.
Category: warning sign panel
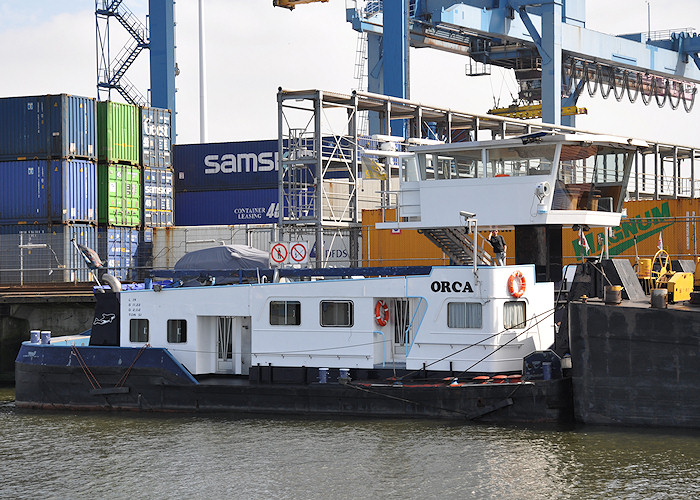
[290,242,309,264]
[269,243,288,265]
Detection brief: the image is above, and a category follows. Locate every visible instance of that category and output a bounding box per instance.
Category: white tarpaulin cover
[174,245,268,271]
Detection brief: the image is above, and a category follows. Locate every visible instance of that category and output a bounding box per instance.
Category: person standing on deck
[488,230,507,266]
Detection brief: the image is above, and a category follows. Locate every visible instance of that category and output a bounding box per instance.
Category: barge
[15,132,651,423]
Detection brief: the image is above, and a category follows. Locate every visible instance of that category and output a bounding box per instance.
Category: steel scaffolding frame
[277,88,700,266]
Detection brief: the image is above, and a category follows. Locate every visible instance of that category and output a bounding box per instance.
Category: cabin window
[129,319,149,343]
[320,300,353,327]
[485,144,555,177]
[504,301,527,329]
[270,301,301,326]
[447,302,482,328]
[553,146,632,212]
[167,319,187,343]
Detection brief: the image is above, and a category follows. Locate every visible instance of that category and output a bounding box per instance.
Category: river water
[1,388,699,499]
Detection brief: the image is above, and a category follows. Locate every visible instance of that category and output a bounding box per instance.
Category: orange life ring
[508,271,526,298]
[375,300,389,326]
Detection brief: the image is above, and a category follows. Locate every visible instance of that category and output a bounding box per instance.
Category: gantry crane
[346,0,700,130]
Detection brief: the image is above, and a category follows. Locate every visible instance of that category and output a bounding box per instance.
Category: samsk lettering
[204,152,279,174]
[430,280,474,293]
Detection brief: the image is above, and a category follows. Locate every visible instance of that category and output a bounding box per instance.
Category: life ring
[508,271,526,298]
[375,300,389,326]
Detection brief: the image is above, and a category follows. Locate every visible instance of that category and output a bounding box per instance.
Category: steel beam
[384,0,410,137]
[149,0,176,138]
[420,1,700,83]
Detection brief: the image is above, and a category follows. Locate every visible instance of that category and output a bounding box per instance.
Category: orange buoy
[507,271,526,298]
[375,300,389,326]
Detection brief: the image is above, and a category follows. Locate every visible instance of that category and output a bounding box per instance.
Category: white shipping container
[151,225,360,270]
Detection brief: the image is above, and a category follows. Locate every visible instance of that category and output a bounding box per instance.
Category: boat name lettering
[204,152,279,174]
[430,280,473,293]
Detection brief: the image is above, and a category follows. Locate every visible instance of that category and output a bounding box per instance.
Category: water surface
[1,388,699,499]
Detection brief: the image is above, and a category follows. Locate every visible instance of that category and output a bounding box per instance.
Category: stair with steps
[421,227,493,266]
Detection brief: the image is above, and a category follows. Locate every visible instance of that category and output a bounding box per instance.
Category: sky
[0,0,699,147]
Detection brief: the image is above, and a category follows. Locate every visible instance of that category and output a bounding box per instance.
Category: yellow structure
[487,104,588,119]
[273,0,328,10]
[658,272,694,303]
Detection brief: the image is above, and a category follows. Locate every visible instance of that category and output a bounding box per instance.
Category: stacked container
[96,101,142,280]
[0,94,98,284]
[140,107,174,227]
[173,140,280,226]
[97,101,141,226]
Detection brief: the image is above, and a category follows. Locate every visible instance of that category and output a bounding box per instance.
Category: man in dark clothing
[488,230,507,266]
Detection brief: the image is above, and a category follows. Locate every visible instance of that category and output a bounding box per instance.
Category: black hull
[569,300,700,429]
[15,362,573,424]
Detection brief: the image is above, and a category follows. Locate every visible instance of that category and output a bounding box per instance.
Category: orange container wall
[562,199,700,265]
[363,200,700,269]
[362,209,449,266]
[362,209,516,266]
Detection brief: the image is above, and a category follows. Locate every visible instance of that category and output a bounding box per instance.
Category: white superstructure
[120,265,553,376]
[374,133,646,229]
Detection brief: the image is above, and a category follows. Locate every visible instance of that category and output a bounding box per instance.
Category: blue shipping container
[174,189,281,225]
[97,226,144,281]
[0,224,97,284]
[0,94,97,160]
[141,107,172,168]
[143,167,174,227]
[0,159,97,224]
[173,140,280,192]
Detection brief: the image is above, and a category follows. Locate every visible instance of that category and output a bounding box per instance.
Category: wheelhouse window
[447,302,482,328]
[552,145,632,212]
[167,319,187,343]
[320,300,353,327]
[504,301,527,330]
[129,319,149,343]
[485,144,555,177]
[270,301,301,326]
[416,144,555,180]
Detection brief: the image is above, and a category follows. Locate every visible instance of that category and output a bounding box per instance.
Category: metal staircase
[96,0,149,106]
[421,228,493,266]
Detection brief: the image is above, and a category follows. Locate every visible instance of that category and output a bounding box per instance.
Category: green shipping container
[98,163,142,226]
[97,101,139,164]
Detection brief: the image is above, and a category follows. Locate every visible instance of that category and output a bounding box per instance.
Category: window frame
[446,301,483,329]
[503,301,527,330]
[129,318,149,343]
[319,300,354,327]
[269,300,302,326]
[167,319,187,343]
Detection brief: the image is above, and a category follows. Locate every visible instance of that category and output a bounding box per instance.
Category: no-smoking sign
[269,242,310,265]
[290,242,309,264]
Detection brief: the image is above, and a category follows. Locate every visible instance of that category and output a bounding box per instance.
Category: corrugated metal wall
[149,224,357,270]
[0,94,96,161]
[97,101,140,165]
[564,199,700,264]
[140,107,172,168]
[98,163,141,227]
[0,224,97,284]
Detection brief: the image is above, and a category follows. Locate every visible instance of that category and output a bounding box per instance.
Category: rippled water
[1,388,699,499]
